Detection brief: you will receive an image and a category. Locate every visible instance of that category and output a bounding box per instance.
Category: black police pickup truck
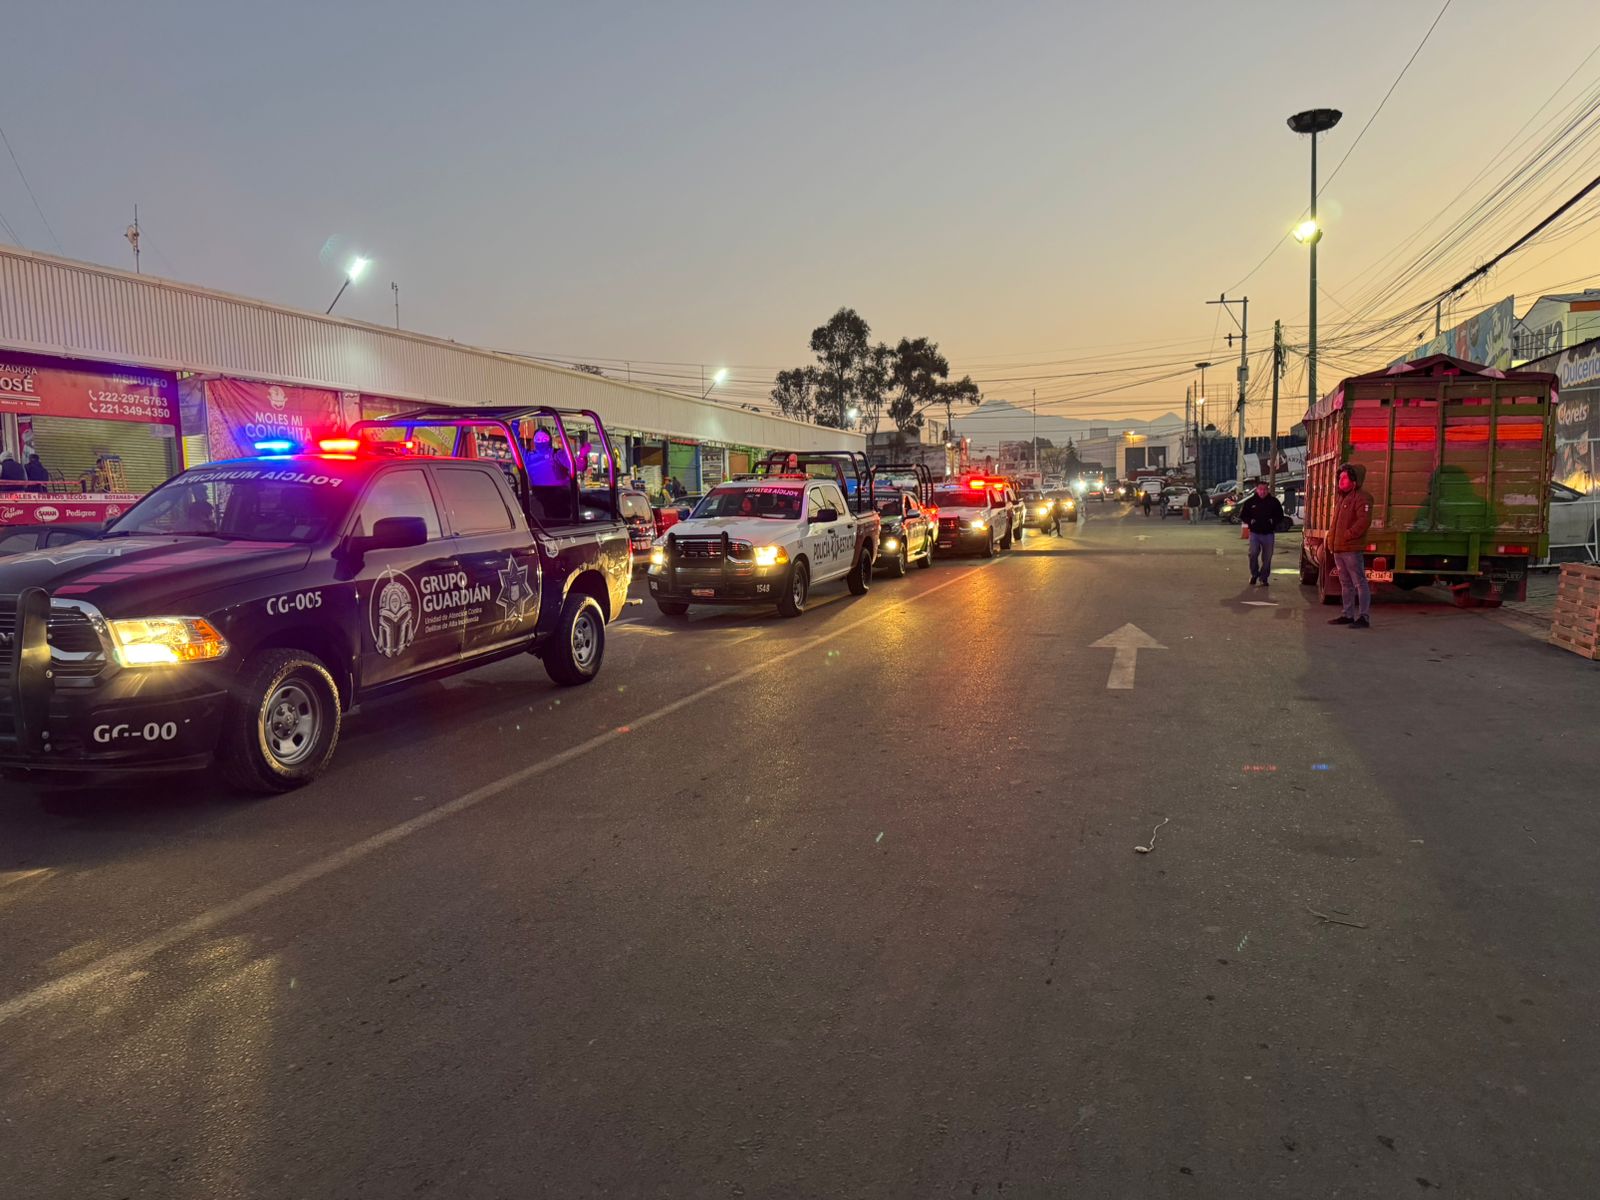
[0,407,630,793]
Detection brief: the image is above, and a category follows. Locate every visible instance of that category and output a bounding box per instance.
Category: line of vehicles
[0,416,1077,796]
[644,455,1078,616]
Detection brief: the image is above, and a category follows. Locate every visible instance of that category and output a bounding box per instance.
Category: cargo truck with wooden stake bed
[1298,356,1558,607]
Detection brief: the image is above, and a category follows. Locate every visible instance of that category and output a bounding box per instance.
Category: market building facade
[0,246,859,524]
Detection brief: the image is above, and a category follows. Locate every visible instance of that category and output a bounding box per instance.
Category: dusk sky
[5,0,1599,433]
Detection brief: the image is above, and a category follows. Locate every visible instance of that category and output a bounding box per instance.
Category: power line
[1317,0,1452,197]
[1225,0,1452,294]
[0,122,62,254]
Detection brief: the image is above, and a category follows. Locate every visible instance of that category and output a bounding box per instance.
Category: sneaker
[1328,615,1354,625]
[1351,617,1370,629]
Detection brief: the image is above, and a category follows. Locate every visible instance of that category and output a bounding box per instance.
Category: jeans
[1248,532,1275,581]
[1333,551,1371,619]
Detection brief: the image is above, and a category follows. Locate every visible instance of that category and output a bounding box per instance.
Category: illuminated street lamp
[700,367,729,400]
[1288,107,1343,411]
[326,255,372,315]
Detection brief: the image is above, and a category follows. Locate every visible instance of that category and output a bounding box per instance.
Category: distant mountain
[948,399,1184,451]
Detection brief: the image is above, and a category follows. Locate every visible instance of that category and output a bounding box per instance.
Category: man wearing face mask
[1237,479,1283,586]
[1328,463,1374,629]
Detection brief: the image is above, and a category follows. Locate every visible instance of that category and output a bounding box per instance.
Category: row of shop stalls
[0,348,772,526]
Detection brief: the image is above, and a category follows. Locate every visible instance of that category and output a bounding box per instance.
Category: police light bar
[318,437,361,453]
[253,439,297,454]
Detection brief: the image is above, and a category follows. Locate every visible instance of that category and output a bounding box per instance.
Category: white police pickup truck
[646,473,880,617]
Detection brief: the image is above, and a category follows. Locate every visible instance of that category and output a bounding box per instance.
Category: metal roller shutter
[28,417,181,494]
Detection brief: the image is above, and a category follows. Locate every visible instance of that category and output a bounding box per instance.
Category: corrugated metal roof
[0,244,860,453]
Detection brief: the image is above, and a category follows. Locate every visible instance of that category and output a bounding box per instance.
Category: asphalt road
[3,508,1598,1198]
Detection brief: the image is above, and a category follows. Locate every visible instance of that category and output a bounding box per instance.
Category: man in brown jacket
[1328,462,1374,628]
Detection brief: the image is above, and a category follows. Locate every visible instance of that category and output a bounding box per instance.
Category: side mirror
[369,516,429,550]
[343,515,428,560]
[813,507,839,524]
[676,507,692,521]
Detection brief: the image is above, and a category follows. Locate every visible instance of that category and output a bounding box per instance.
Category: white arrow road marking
[1091,623,1167,689]
[1241,600,1278,607]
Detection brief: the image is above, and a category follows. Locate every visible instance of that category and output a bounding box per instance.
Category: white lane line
[0,562,999,1028]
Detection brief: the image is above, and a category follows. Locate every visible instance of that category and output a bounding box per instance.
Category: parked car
[648,452,880,617]
[1160,486,1191,518]
[1548,480,1599,563]
[932,477,1015,556]
[870,463,937,575]
[0,522,101,557]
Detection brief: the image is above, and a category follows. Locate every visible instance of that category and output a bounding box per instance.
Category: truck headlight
[107,617,229,667]
[649,546,666,566]
[882,537,899,552]
[753,545,788,566]
[965,518,987,530]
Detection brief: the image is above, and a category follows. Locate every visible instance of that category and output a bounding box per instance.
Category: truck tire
[655,599,689,616]
[983,531,996,558]
[219,649,342,794]
[1299,548,1320,586]
[918,538,934,568]
[887,544,908,577]
[1000,524,1014,549]
[777,559,809,617]
[544,594,606,686]
[847,545,874,595]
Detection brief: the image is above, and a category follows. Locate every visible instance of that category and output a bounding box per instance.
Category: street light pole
[1194,361,1212,497]
[1288,108,1342,413]
[326,255,371,315]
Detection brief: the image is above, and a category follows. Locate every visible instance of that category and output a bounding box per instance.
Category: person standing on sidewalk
[1328,463,1374,629]
[1238,479,1283,586]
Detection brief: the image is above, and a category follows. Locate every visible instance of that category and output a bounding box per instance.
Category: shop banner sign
[0,494,143,527]
[206,378,344,460]
[0,357,177,425]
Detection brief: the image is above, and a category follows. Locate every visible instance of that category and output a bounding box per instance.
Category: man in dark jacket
[1328,462,1374,628]
[1238,479,1284,586]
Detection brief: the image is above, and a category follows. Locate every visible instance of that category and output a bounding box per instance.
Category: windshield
[692,486,805,520]
[108,466,353,543]
[934,489,987,511]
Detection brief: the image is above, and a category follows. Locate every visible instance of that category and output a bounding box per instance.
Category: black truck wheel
[847,545,874,595]
[219,649,342,794]
[777,560,810,617]
[1299,548,1320,586]
[544,594,607,686]
[918,538,934,568]
[982,532,996,558]
[655,599,689,616]
[887,544,908,577]
[1001,525,1014,549]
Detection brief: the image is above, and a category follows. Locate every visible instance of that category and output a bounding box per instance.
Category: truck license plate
[1366,570,1394,582]
[692,587,716,597]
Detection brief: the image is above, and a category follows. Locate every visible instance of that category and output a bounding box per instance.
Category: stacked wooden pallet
[1550,563,1600,660]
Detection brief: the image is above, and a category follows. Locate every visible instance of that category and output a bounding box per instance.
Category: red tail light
[1497,544,1530,554]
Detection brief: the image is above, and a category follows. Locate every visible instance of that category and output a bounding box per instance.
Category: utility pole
[391,281,400,329]
[1193,362,1212,495]
[1269,321,1283,488]
[1209,294,1249,487]
[124,205,140,274]
[1032,389,1038,475]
